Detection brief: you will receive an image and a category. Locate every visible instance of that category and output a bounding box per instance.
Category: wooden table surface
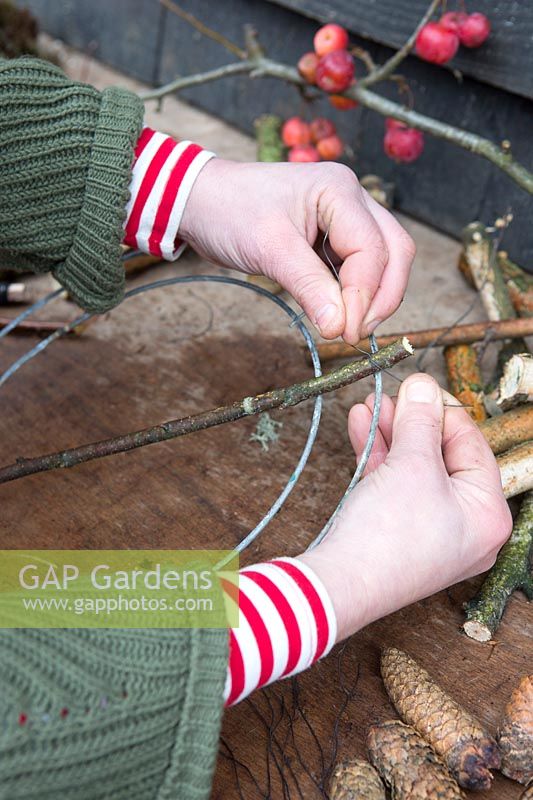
[0,245,530,799]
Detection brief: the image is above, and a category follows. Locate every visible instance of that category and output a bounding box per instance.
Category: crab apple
[384,123,424,163]
[439,11,468,33]
[313,23,349,57]
[288,144,320,163]
[315,50,355,93]
[458,13,491,47]
[310,117,337,142]
[416,22,459,64]
[316,134,344,160]
[281,117,311,147]
[329,94,358,110]
[298,51,319,84]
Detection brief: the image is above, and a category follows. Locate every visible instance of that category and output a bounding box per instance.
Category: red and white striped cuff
[123,126,215,260]
[223,557,337,706]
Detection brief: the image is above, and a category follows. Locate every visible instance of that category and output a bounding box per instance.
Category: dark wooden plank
[22,0,165,84]
[267,0,533,100]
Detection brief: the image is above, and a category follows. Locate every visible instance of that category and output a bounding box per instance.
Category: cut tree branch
[310,316,533,364]
[142,56,533,193]
[358,0,441,88]
[498,441,533,499]
[479,405,533,455]
[463,490,533,642]
[0,338,413,485]
[444,344,486,423]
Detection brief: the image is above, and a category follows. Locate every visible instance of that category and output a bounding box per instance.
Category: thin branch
[311,316,533,363]
[139,60,255,102]
[142,56,533,194]
[159,0,246,59]
[359,0,442,87]
[0,339,413,485]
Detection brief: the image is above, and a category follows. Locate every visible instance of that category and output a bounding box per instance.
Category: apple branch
[358,0,442,88]
[141,56,533,195]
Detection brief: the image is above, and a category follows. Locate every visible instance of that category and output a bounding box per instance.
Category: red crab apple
[288,145,320,162]
[416,21,459,64]
[384,120,424,163]
[458,13,491,47]
[298,51,319,84]
[281,117,311,147]
[315,50,355,93]
[316,134,344,160]
[310,117,337,142]
[329,93,358,110]
[440,11,468,33]
[313,23,349,57]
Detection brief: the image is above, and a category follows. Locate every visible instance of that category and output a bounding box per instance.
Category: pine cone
[367,720,465,799]
[330,759,386,799]
[499,674,533,784]
[381,647,500,791]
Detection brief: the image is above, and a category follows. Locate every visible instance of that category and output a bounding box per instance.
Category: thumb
[271,232,344,338]
[390,373,444,461]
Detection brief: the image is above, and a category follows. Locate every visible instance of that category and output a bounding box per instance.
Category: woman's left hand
[179,158,416,344]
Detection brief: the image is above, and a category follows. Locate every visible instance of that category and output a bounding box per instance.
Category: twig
[310,317,533,364]
[463,491,533,642]
[0,338,413,484]
[159,0,246,59]
[358,0,442,88]
[141,55,533,194]
[0,317,78,335]
[139,60,255,102]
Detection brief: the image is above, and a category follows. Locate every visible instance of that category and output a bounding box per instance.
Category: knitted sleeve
[0,56,144,313]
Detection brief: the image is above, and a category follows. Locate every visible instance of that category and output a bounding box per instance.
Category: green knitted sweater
[0,58,229,799]
[0,628,228,800]
[0,56,144,312]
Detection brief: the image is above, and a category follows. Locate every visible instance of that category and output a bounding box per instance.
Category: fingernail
[365,319,382,334]
[315,303,338,333]
[406,378,438,403]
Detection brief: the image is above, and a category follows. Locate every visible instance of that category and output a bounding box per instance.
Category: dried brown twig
[0,338,413,484]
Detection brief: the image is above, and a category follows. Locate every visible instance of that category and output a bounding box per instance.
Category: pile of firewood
[330,649,532,799]
[453,224,533,644]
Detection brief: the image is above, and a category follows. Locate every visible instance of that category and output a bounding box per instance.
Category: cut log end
[462,620,493,642]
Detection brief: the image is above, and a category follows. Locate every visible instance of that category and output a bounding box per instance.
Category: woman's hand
[299,373,512,641]
[179,159,415,343]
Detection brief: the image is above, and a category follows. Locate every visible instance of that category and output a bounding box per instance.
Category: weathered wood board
[268,0,533,99]
[0,242,530,799]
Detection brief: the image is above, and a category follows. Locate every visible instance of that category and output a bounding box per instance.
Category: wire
[0,287,64,341]
[307,332,382,550]
[0,275,323,561]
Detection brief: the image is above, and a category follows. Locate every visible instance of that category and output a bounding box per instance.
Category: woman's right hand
[299,373,512,641]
